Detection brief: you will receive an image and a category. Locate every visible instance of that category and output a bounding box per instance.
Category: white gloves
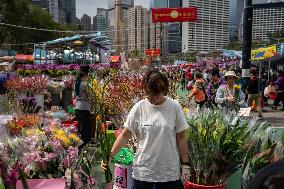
[181,164,190,182]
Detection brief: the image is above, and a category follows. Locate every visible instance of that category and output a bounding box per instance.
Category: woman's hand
[181,165,190,182]
[226,96,236,102]
[101,159,110,173]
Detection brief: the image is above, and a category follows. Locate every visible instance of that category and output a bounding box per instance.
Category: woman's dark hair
[142,70,169,96]
[194,71,203,79]
[250,69,257,76]
[278,70,284,76]
[211,69,220,78]
[74,64,89,96]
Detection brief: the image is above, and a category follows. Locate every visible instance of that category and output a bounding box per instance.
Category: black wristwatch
[181,162,190,166]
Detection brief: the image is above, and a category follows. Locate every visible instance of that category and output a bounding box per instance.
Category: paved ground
[250,100,284,127]
[251,110,284,127]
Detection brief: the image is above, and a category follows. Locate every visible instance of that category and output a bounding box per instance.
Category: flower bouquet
[184,110,271,187]
[5,75,49,95]
[0,119,99,189]
[62,75,75,91]
[5,114,42,135]
[47,81,64,94]
[97,115,116,187]
[20,96,41,114]
[0,72,12,94]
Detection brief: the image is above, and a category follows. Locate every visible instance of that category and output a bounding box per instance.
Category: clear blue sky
[76,0,150,18]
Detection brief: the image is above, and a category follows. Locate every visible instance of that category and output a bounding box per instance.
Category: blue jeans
[132,179,181,189]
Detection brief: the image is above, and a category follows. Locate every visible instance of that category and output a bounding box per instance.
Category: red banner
[145,49,160,57]
[152,7,197,23]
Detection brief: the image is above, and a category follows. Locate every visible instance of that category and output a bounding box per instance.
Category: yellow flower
[234,85,241,90]
[24,128,44,136]
[61,136,71,147]
[68,134,81,143]
[183,107,190,114]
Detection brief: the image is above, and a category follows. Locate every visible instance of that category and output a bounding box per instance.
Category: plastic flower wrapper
[47,80,65,94]
[62,148,98,189]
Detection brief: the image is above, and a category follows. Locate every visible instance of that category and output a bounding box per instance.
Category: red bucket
[61,121,78,128]
[184,182,225,189]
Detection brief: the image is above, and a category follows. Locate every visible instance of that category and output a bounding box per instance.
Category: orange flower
[102,123,108,132]
[96,115,102,122]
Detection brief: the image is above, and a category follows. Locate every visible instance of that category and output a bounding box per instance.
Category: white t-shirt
[124,97,189,182]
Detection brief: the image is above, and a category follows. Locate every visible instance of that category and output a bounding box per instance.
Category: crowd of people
[179,66,284,117]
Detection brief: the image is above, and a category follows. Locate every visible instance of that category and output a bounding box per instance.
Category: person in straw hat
[215,70,246,111]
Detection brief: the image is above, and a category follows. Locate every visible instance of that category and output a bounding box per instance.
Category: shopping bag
[268,84,276,93]
[269,93,277,100]
[113,164,134,189]
[264,86,269,97]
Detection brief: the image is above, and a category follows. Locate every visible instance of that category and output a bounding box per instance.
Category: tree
[0,0,78,52]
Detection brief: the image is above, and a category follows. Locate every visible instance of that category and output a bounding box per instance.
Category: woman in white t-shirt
[102,70,190,189]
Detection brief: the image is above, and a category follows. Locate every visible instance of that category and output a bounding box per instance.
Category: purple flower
[50,139,63,153]
[43,152,57,161]
[23,64,34,70]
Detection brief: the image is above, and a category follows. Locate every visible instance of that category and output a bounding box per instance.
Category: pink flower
[73,173,83,189]
[87,175,97,186]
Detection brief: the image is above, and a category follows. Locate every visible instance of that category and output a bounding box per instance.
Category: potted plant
[184,110,270,189]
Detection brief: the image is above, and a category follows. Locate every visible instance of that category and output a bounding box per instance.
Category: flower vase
[184,182,225,189]
[34,94,44,113]
[51,93,61,107]
[62,89,72,109]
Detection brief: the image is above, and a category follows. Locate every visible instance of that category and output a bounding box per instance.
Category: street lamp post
[241,0,253,90]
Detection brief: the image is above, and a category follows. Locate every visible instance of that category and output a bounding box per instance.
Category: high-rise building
[182,0,230,52]
[31,0,49,11]
[252,2,284,42]
[65,0,76,24]
[81,14,92,31]
[32,0,66,24]
[229,0,244,42]
[128,6,149,52]
[108,0,134,55]
[150,0,182,54]
[93,8,108,32]
[48,0,66,24]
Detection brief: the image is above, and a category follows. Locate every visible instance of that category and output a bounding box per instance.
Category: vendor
[215,70,246,112]
[74,64,91,149]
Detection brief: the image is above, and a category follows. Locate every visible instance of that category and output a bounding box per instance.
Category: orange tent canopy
[15,54,34,62]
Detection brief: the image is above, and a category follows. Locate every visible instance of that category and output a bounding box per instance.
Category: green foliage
[0,0,78,52]
[185,110,271,186]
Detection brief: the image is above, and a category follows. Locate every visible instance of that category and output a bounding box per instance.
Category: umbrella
[263,51,276,59]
